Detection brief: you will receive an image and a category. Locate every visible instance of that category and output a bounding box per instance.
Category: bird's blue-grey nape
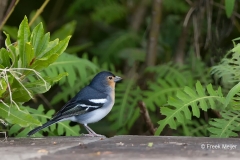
[90,71,115,83]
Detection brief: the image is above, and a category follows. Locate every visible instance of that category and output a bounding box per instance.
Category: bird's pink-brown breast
[106,76,116,102]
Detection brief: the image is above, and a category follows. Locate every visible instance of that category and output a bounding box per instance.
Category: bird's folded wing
[52,86,109,120]
[52,98,107,120]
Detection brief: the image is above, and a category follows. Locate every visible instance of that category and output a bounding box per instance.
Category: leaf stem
[29,0,51,27]
[0,0,20,31]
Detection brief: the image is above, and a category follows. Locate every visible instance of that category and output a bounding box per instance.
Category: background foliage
[1,0,240,138]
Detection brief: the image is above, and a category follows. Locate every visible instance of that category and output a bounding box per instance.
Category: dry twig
[138,101,155,135]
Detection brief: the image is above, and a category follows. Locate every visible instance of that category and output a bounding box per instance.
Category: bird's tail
[27,119,58,136]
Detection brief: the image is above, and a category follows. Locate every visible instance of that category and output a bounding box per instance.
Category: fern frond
[208,110,240,138]
[211,48,240,87]
[146,62,194,86]
[177,119,208,137]
[187,57,211,85]
[144,77,184,112]
[28,105,80,136]
[155,81,225,135]
[144,62,197,112]
[42,53,98,87]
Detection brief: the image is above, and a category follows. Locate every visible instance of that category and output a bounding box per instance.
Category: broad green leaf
[25,42,35,66]
[0,79,7,97]
[2,25,18,40]
[30,54,59,72]
[30,23,44,57]
[41,36,71,58]
[18,16,31,68]
[225,0,235,18]
[35,32,50,58]
[25,73,68,94]
[4,32,16,66]
[0,48,11,67]
[25,81,50,94]
[39,38,59,58]
[11,87,33,102]
[0,104,41,127]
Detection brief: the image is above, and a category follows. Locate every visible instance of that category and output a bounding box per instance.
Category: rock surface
[1,136,240,160]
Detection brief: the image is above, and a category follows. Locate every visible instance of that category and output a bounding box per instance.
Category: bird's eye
[108,76,113,80]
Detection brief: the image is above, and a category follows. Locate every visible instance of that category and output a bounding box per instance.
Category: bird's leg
[82,125,94,137]
[0,132,7,142]
[83,124,103,137]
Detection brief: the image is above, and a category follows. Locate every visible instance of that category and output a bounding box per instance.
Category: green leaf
[41,36,71,58]
[25,42,35,66]
[37,38,58,58]
[144,78,184,112]
[43,53,98,90]
[225,0,235,18]
[0,48,11,67]
[57,121,80,136]
[155,81,225,135]
[0,104,41,127]
[11,87,33,102]
[4,32,16,66]
[208,110,240,138]
[0,79,7,97]
[9,124,40,137]
[35,33,50,58]
[24,105,81,136]
[18,16,31,68]
[177,119,208,137]
[30,23,44,57]
[2,25,18,40]
[26,73,68,94]
[224,82,240,108]
[30,54,59,71]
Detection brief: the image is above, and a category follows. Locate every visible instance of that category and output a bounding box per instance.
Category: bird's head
[89,71,122,92]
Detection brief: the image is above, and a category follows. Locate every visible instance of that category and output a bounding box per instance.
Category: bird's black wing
[52,86,108,120]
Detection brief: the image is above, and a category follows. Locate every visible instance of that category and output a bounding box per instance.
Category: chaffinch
[27,71,122,137]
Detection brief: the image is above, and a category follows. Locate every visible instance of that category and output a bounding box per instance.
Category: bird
[27,71,122,137]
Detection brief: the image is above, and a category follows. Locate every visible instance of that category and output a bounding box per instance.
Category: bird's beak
[114,76,122,82]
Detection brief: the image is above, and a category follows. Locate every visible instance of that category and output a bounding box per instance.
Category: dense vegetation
[1,0,240,138]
